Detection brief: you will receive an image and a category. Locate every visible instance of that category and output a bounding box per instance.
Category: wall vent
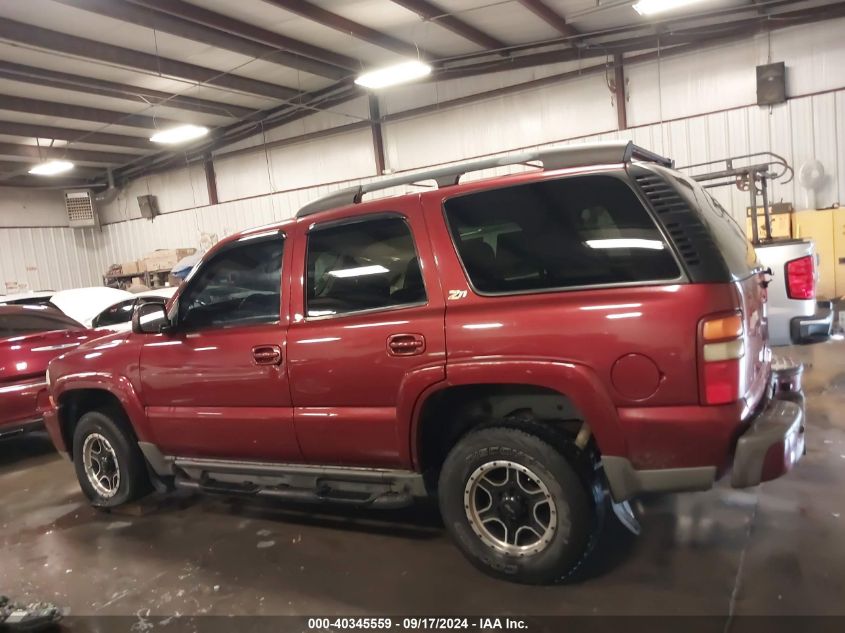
[64,190,99,228]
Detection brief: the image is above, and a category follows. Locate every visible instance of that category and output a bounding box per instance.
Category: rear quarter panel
[421,189,743,462]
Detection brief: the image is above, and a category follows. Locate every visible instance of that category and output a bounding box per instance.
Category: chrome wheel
[463,460,557,556]
[82,433,121,498]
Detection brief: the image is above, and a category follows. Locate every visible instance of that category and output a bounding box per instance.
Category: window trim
[441,171,687,299]
[174,232,286,332]
[303,212,429,322]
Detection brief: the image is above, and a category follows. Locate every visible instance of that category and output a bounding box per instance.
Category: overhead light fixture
[28,160,74,176]
[150,124,209,144]
[632,0,707,15]
[355,60,432,89]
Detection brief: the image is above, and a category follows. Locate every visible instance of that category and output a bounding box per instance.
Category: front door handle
[252,345,282,365]
[387,333,425,356]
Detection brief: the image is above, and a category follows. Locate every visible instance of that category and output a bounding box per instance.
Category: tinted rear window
[444,175,681,294]
[0,309,83,336]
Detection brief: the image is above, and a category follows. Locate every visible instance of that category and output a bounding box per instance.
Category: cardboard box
[143,248,196,272]
[121,260,143,275]
[745,213,791,240]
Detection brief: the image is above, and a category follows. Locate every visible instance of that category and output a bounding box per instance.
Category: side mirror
[132,302,170,334]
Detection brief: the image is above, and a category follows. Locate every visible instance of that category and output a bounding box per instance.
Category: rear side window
[444,175,681,294]
[92,299,137,328]
[306,216,426,317]
[669,172,757,278]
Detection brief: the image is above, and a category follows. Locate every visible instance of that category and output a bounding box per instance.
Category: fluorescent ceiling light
[28,160,74,175]
[327,265,389,278]
[586,238,665,250]
[633,0,707,15]
[355,60,432,89]
[150,124,209,144]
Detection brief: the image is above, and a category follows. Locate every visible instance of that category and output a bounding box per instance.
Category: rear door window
[306,215,426,317]
[444,174,681,294]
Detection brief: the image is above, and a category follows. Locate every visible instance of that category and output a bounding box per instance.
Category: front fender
[408,357,627,468]
[52,372,151,441]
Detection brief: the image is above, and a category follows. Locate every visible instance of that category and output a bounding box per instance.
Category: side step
[170,456,426,510]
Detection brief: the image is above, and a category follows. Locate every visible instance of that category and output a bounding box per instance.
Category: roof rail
[296,141,673,218]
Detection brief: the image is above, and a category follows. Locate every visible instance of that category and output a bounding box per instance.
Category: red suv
[44,142,805,584]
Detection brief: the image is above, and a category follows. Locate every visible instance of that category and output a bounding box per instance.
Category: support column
[368,94,386,175]
[204,154,218,205]
[613,53,627,131]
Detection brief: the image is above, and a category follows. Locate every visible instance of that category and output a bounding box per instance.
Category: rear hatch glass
[662,169,769,408]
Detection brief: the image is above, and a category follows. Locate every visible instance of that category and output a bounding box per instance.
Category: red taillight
[785,255,815,300]
[703,360,741,405]
[700,313,745,405]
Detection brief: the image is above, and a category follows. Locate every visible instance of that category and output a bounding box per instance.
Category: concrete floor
[1,341,843,619]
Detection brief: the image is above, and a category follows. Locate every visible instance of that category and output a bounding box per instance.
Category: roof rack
[296,141,673,218]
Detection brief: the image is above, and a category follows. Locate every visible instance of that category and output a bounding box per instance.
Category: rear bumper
[604,364,805,501]
[790,300,833,344]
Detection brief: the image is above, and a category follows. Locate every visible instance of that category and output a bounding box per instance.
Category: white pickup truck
[755,239,833,346]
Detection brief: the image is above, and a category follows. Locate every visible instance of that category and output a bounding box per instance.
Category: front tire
[72,409,150,508]
[438,427,596,584]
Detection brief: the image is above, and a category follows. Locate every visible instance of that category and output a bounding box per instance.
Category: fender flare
[407,357,627,469]
[52,372,152,442]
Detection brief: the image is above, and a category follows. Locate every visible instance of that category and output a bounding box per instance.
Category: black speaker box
[137,194,159,220]
[757,62,786,106]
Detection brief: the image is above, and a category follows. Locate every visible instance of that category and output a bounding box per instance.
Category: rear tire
[438,426,596,584]
[72,409,151,508]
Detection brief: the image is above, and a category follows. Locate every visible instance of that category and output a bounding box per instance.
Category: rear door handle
[252,345,282,365]
[387,333,425,356]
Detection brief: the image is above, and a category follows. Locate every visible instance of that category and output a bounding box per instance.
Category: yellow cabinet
[835,208,845,298]
[793,208,839,299]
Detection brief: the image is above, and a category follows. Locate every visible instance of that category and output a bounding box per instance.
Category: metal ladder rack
[296,140,674,218]
[677,152,793,244]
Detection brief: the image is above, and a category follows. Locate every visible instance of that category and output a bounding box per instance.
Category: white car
[90,287,178,332]
[49,286,134,329]
[0,290,55,306]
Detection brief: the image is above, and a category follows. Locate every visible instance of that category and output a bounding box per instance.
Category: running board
[167,455,426,510]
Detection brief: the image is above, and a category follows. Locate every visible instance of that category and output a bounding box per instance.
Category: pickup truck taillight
[785,255,815,300]
[700,313,744,405]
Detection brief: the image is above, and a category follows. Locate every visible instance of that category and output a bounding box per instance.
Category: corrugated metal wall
[3,87,844,293]
[2,19,844,293]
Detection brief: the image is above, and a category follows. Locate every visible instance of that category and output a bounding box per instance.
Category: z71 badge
[447,289,468,300]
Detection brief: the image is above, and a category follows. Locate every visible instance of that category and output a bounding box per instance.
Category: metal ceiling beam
[516,0,580,38]
[260,0,435,59]
[0,61,257,120]
[0,142,139,165]
[112,0,845,183]
[0,18,300,101]
[129,0,360,72]
[435,1,845,80]
[391,0,507,50]
[55,0,347,80]
[0,121,151,150]
[0,95,177,130]
[116,84,361,179]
